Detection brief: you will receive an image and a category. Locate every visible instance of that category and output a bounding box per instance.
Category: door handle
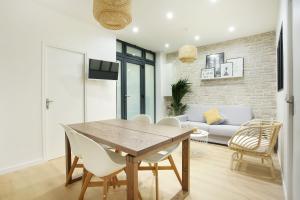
[125,95,131,98]
[285,95,294,115]
[285,96,294,104]
[46,98,55,109]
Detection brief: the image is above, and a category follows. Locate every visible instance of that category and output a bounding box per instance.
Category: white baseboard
[282,180,288,200]
[0,158,45,175]
[277,153,288,200]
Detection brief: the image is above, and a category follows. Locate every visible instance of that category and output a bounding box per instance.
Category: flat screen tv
[88,59,119,80]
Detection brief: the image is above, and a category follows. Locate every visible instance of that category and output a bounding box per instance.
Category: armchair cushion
[229,135,270,153]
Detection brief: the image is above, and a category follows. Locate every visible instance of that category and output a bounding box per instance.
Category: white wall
[155,52,167,121]
[0,0,116,173]
[276,0,294,199]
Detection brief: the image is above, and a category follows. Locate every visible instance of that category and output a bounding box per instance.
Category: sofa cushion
[180,121,210,132]
[218,105,253,126]
[188,122,210,132]
[208,125,241,137]
[185,104,253,125]
[185,104,211,122]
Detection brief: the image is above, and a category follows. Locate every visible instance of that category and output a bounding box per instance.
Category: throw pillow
[204,108,224,125]
[214,113,226,125]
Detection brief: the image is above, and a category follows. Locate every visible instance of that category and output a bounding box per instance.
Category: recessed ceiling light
[210,0,217,3]
[194,35,200,41]
[132,26,139,33]
[165,43,170,48]
[166,12,174,19]
[228,26,236,32]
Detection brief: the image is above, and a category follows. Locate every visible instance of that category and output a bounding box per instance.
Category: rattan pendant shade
[93,0,132,30]
[178,45,198,63]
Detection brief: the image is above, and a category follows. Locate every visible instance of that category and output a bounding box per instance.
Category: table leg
[126,155,139,200]
[182,137,190,193]
[65,132,72,184]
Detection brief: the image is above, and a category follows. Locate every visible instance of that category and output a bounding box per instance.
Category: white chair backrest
[74,131,121,177]
[61,124,81,157]
[132,114,152,124]
[157,117,181,128]
[156,117,181,153]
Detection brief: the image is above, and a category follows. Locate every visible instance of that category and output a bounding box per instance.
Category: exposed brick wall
[166,31,277,119]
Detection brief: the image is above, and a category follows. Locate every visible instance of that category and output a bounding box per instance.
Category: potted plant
[168,79,191,116]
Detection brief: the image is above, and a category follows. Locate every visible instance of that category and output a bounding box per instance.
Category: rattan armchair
[228,119,282,178]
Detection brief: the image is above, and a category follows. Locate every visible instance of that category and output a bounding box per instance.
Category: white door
[45,46,85,160]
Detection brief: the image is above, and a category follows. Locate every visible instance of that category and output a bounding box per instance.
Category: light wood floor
[0,142,284,200]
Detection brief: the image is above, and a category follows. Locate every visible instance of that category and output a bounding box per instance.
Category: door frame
[41,42,88,160]
[116,40,156,121]
[292,0,300,199]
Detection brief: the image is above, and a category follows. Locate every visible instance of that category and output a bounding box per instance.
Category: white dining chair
[74,130,129,200]
[132,114,152,124]
[138,117,182,200]
[61,124,84,186]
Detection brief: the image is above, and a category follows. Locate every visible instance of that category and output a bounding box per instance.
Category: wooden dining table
[66,119,193,199]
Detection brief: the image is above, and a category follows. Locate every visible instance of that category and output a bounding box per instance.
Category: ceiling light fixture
[178,45,198,63]
[228,26,236,32]
[165,43,170,48]
[93,0,132,30]
[132,26,139,33]
[194,35,200,41]
[166,12,174,19]
[210,0,217,3]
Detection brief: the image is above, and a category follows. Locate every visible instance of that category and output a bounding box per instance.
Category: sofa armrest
[176,115,188,122]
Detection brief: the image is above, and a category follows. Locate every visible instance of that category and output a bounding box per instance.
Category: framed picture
[277,26,284,91]
[221,63,233,78]
[201,68,215,80]
[206,53,224,77]
[226,57,244,77]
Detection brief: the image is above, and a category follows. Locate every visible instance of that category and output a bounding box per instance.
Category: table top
[69,119,193,157]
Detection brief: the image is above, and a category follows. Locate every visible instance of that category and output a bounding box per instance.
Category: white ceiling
[35,0,279,53]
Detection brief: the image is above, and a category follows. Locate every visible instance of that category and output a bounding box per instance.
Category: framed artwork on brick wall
[226,57,244,77]
[201,68,215,80]
[206,52,224,77]
[221,63,233,78]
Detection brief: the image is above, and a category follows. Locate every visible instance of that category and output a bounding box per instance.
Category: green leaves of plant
[169,79,191,116]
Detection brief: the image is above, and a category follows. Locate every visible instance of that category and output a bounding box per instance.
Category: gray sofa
[177,104,254,145]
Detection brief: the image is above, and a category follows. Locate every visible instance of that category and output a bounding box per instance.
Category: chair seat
[143,150,171,163]
[229,135,270,153]
[92,152,126,177]
[143,143,179,163]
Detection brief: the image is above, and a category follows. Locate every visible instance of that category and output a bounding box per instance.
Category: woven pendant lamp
[178,45,198,63]
[93,0,132,30]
